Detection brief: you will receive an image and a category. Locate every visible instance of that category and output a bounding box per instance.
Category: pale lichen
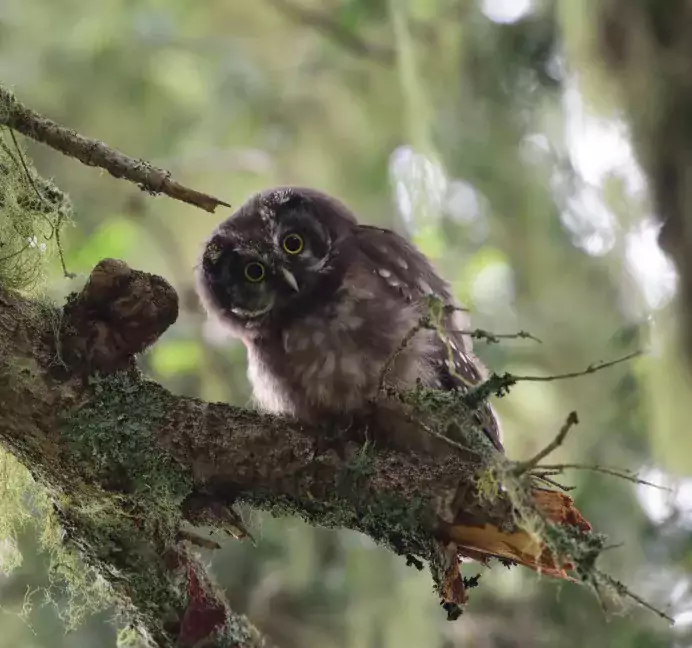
[0,128,72,291]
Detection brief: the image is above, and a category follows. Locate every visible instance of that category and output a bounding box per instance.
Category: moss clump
[342,439,376,483]
[0,128,72,291]
[0,447,52,574]
[61,371,193,517]
[0,446,117,629]
[248,483,434,561]
[399,386,499,459]
[52,371,196,633]
[542,520,606,580]
[214,611,266,648]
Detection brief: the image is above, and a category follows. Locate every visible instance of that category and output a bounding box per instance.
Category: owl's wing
[354,225,504,452]
[354,224,454,302]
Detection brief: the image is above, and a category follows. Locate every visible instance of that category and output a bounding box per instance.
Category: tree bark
[0,256,598,645]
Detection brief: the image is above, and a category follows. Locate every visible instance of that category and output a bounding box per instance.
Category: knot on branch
[62,258,178,373]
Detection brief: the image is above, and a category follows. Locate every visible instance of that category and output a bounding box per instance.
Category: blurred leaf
[149,338,203,379]
[452,245,509,303]
[412,222,445,259]
[338,0,387,28]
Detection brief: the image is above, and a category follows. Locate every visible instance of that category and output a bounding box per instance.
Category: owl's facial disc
[199,232,312,330]
[197,187,354,334]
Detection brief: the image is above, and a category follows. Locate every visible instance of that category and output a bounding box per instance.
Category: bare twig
[414,414,483,458]
[265,0,395,64]
[532,464,672,492]
[465,350,643,403]
[378,317,429,391]
[532,473,576,492]
[453,329,543,344]
[514,351,643,383]
[0,243,30,263]
[598,572,675,624]
[0,86,231,213]
[513,412,579,476]
[177,529,222,551]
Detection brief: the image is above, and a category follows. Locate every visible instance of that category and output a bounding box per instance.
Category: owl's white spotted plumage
[196,186,503,451]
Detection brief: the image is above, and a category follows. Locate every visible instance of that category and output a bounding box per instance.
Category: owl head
[196,186,358,337]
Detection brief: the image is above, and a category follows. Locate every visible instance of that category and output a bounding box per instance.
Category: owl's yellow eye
[282,233,304,255]
[244,261,266,283]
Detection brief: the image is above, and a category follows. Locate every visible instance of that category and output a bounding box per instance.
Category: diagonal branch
[0,86,231,213]
[0,256,673,639]
[0,258,613,643]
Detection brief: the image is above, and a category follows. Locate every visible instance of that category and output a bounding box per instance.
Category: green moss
[248,483,434,560]
[61,371,193,515]
[215,611,265,648]
[398,387,501,469]
[116,626,147,648]
[0,127,72,291]
[43,371,196,632]
[342,439,376,483]
[0,446,117,629]
[0,447,51,573]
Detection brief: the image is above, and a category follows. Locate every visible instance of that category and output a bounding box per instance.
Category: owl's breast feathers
[247,255,502,451]
[246,263,436,422]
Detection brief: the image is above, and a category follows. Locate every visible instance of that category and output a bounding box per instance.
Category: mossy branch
[0,86,231,214]
[0,257,672,641]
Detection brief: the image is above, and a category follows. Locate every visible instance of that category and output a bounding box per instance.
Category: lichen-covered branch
[0,258,650,641]
[0,86,231,213]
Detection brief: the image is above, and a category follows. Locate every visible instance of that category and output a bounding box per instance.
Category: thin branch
[265,0,395,64]
[378,317,429,391]
[514,351,643,383]
[532,464,672,492]
[465,350,643,403]
[532,473,576,492]
[0,242,30,263]
[513,411,579,476]
[412,412,483,458]
[597,572,675,625]
[453,329,543,344]
[0,86,231,213]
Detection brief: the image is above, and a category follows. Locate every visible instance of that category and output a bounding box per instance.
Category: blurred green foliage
[1,0,691,646]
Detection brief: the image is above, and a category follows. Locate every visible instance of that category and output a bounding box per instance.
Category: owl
[195,186,502,452]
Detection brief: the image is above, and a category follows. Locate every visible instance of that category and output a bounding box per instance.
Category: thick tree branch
[0,86,231,213]
[0,258,612,643]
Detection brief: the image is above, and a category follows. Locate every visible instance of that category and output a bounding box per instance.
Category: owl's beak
[281,267,300,292]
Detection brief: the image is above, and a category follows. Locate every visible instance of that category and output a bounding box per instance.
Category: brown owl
[195,186,502,452]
